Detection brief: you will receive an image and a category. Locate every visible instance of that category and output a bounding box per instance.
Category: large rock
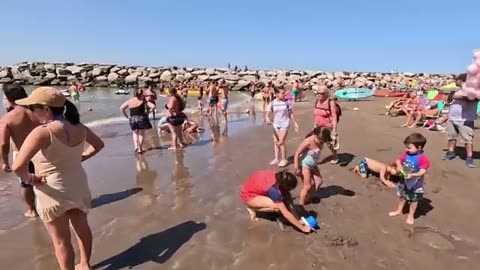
[232,80,250,91]
[118,69,128,76]
[56,68,70,76]
[0,78,12,83]
[198,75,210,81]
[92,68,103,77]
[124,74,138,84]
[44,73,56,80]
[192,70,206,75]
[205,68,216,75]
[241,75,257,82]
[110,66,121,73]
[0,69,11,78]
[223,74,240,81]
[94,76,107,82]
[66,65,85,75]
[44,64,56,72]
[160,70,172,81]
[107,73,119,82]
[138,76,153,83]
[174,74,185,82]
[184,73,193,80]
[148,72,161,79]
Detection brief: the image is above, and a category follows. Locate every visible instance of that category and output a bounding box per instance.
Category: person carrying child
[293,126,332,206]
[239,170,312,233]
[389,133,430,225]
[352,157,398,188]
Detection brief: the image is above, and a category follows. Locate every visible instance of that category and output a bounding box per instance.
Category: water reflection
[135,155,158,205]
[172,150,192,211]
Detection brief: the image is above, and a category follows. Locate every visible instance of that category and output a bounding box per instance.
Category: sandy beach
[1,96,479,270]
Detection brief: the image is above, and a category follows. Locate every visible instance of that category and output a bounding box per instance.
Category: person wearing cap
[11,87,104,270]
[313,86,340,164]
[0,84,39,218]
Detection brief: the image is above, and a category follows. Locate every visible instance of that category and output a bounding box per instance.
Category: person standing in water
[120,88,156,154]
[12,86,104,270]
[266,89,299,167]
[218,79,229,119]
[291,80,302,102]
[207,81,219,116]
[70,82,80,102]
[261,82,272,112]
[165,87,188,150]
[143,85,158,120]
[250,82,257,100]
[0,85,39,217]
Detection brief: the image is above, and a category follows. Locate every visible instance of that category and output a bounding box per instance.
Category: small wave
[84,93,251,128]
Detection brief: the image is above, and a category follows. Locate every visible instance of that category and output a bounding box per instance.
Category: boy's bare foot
[278,159,288,167]
[388,211,403,217]
[247,208,258,221]
[24,210,38,218]
[269,159,279,165]
[406,216,415,225]
[400,124,409,128]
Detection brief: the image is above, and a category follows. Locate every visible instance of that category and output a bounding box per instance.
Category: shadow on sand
[93,221,207,270]
[310,185,356,204]
[319,152,356,167]
[412,198,434,219]
[454,146,480,160]
[91,188,143,209]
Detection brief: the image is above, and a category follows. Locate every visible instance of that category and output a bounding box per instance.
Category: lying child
[352,157,398,188]
[239,169,312,233]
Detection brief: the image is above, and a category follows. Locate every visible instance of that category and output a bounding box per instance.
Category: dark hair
[133,88,143,98]
[456,73,467,83]
[404,133,427,149]
[3,85,28,103]
[275,170,297,206]
[305,126,332,143]
[49,100,80,125]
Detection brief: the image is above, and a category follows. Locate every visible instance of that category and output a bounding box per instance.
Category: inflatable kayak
[373,91,404,98]
[335,88,374,100]
[115,89,130,95]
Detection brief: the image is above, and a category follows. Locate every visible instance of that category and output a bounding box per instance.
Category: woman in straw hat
[12,87,104,270]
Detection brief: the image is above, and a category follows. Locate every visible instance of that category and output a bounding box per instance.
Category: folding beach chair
[418,101,445,127]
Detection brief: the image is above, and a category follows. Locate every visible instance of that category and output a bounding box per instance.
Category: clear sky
[1,0,479,73]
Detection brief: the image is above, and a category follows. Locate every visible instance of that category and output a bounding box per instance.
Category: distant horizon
[1,0,479,74]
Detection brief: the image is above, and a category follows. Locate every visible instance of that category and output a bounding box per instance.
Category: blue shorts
[357,158,370,176]
[301,155,318,168]
[397,183,423,202]
[220,98,228,111]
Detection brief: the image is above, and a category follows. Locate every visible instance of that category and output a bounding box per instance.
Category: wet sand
[1,97,480,270]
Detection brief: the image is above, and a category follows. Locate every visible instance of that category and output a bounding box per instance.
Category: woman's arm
[146,101,156,110]
[167,97,176,116]
[120,100,129,118]
[329,100,338,132]
[12,127,50,182]
[379,166,396,188]
[276,202,311,233]
[81,126,105,162]
[0,120,12,171]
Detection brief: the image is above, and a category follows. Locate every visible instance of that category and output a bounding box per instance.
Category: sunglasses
[28,104,45,111]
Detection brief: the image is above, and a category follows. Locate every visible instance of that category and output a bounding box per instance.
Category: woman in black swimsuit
[166,87,188,150]
[120,88,156,153]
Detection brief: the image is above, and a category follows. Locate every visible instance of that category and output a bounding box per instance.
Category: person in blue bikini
[293,126,332,206]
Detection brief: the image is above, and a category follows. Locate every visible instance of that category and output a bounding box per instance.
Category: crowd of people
[0,73,477,268]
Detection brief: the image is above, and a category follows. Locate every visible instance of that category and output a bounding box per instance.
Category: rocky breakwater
[0,62,455,91]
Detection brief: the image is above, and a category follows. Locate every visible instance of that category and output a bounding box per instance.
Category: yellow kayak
[439,83,457,91]
[162,89,202,97]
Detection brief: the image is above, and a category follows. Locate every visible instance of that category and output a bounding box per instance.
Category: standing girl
[265,89,299,167]
[294,127,332,206]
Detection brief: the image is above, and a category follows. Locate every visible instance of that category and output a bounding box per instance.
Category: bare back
[1,106,39,151]
[219,85,229,99]
[364,158,387,173]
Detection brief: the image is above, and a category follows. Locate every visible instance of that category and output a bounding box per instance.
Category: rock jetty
[0,62,456,91]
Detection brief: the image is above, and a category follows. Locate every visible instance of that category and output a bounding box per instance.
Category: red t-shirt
[240,170,282,203]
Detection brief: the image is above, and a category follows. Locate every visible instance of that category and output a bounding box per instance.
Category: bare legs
[132,130,146,153]
[43,209,93,270]
[271,129,288,166]
[389,198,417,225]
[245,196,279,221]
[21,186,37,217]
[168,124,186,150]
[299,167,322,206]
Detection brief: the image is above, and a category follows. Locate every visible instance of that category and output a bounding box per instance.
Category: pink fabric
[314,99,333,128]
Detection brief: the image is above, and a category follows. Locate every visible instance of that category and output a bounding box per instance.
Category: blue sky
[0,0,479,73]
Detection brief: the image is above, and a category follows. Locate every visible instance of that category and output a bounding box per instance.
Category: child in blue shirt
[389,133,430,225]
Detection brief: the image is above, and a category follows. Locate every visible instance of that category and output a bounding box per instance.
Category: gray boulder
[0,78,12,83]
[198,75,210,81]
[110,66,121,73]
[0,69,11,78]
[241,75,257,82]
[45,73,56,80]
[107,73,119,82]
[92,68,103,77]
[205,68,216,75]
[148,72,161,79]
[44,64,56,72]
[118,69,128,76]
[125,74,138,84]
[223,74,240,81]
[160,70,172,81]
[138,76,153,83]
[67,75,77,81]
[192,70,206,75]
[56,68,70,76]
[66,66,85,75]
[232,80,250,91]
[184,73,193,80]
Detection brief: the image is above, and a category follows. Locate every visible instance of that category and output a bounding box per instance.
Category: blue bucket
[301,216,319,230]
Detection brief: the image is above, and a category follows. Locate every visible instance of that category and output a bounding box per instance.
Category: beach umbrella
[439,83,457,91]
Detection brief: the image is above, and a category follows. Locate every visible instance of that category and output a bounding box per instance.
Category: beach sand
[0,96,479,270]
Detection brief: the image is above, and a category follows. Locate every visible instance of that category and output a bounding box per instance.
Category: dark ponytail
[50,100,80,125]
[305,126,332,143]
[275,170,297,207]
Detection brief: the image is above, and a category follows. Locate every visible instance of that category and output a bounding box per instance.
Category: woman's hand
[295,168,302,176]
[301,224,312,233]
